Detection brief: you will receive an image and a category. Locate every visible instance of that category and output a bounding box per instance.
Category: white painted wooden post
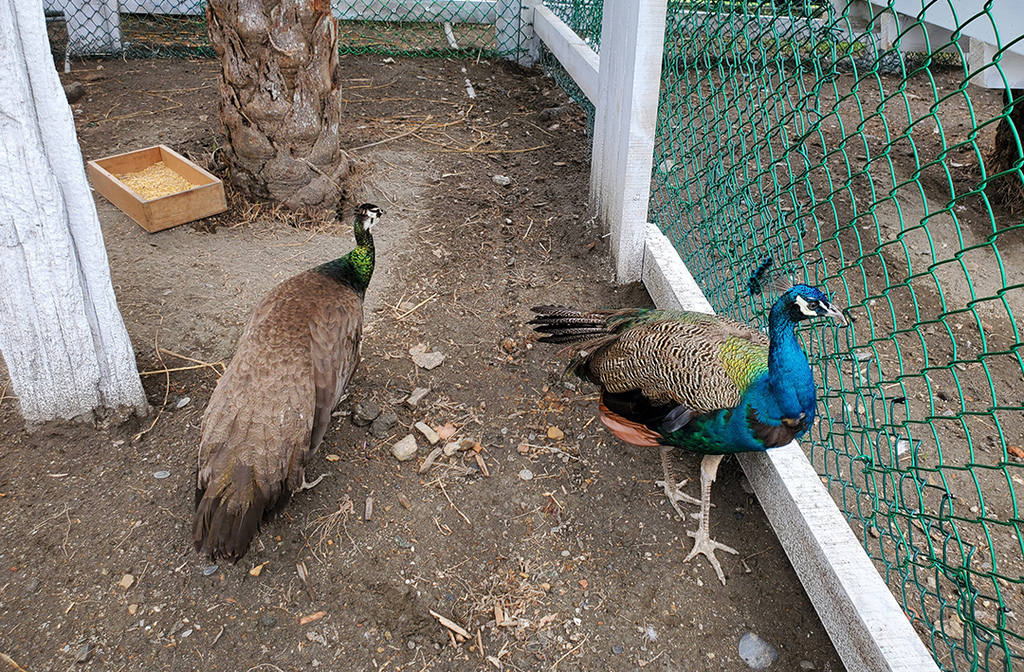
[0,0,148,424]
[590,0,667,284]
[65,0,122,55]
[495,0,534,66]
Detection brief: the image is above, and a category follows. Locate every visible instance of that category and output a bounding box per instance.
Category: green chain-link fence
[647,2,1024,670]
[43,0,524,62]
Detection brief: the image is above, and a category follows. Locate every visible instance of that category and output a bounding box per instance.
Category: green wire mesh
[43,0,526,62]
[648,1,1024,670]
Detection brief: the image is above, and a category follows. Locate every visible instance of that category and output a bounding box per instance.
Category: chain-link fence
[43,0,525,62]
[647,2,1024,670]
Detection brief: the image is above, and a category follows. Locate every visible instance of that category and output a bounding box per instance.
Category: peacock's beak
[822,300,847,326]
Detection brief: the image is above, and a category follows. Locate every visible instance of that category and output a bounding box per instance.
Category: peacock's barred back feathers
[531,306,770,413]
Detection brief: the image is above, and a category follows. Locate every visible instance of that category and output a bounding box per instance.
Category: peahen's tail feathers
[193,463,288,563]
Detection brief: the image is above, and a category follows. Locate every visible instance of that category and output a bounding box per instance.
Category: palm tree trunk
[206,0,354,210]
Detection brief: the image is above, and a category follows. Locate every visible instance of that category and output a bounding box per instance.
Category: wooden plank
[532,5,599,103]
[641,224,940,672]
[157,145,219,186]
[85,161,149,228]
[590,0,667,284]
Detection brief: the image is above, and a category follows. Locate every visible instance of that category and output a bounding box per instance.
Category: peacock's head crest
[355,203,384,232]
[780,284,847,326]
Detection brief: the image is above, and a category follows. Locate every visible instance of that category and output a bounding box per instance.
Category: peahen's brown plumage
[192,203,383,562]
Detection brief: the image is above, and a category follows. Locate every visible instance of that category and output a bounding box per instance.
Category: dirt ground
[0,55,844,671]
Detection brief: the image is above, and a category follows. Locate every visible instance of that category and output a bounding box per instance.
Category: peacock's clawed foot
[300,473,328,491]
[655,478,702,519]
[684,526,738,585]
[657,445,701,519]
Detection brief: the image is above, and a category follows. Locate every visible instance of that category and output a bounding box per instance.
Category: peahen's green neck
[313,215,375,298]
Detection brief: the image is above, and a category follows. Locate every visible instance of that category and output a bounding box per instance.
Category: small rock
[492,174,511,186]
[443,442,460,457]
[799,661,815,670]
[175,396,191,409]
[397,492,413,510]
[75,644,92,663]
[738,632,779,669]
[371,411,398,439]
[612,645,624,655]
[519,469,534,481]
[153,470,170,479]
[392,435,419,462]
[63,81,85,103]
[415,422,440,444]
[128,604,138,615]
[412,349,445,370]
[538,106,567,122]
[118,573,135,590]
[352,401,381,426]
[547,426,564,441]
[406,387,431,407]
[261,616,278,627]
[202,565,219,576]
[24,577,40,593]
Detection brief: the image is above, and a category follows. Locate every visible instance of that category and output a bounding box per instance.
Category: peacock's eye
[806,299,820,310]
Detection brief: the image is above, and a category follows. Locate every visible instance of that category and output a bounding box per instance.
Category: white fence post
[590,0,667,284]
[65,0,122,55]
[496,0,534,66]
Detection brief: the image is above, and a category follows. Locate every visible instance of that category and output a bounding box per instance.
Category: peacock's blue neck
[766,302,816,418]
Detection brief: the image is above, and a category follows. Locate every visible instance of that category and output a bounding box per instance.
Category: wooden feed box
[86,145,227,232]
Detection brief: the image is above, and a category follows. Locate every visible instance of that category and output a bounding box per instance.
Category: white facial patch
[794,294,819,318]
[363,207,381,230]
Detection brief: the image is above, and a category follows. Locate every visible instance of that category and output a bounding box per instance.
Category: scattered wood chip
[300,610,327,625]
[364,496,374,521]
[429,609,471,640]
[249,561,269,577]
[415,421,440,444]
[494,603,504,627]
[397,492,413,510]
[1009,445,1024,459]
[475,453,490,477]
[297,561,315,600]
[419,446,444,473]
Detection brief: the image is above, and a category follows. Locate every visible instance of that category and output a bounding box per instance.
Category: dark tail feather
[529,306,615,344]
[193,464,271,563]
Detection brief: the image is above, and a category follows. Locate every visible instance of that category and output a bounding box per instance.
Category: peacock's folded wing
[587,314,769,414]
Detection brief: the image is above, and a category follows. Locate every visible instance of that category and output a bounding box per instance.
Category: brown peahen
[530,283,845,584]
[192,203,383,563]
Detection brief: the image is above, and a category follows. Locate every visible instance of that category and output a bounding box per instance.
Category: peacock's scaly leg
[683,453,738,585]
[655,445,701,519]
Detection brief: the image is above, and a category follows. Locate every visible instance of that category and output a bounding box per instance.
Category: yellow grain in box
[86,145,227,233]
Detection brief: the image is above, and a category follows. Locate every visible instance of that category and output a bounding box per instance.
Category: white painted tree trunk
[0,0,149,424]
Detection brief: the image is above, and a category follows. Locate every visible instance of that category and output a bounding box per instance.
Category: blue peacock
[529,281,845,584]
